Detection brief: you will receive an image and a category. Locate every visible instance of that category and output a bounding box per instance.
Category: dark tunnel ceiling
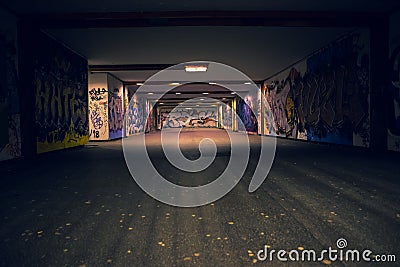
[2,0,398,82]
[47,26,353,81]
[2,0,400,14]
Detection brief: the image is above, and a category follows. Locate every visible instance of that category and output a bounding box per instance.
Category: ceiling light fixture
[231,92,235,95]
[209,82,217,85]
[244,82,252,85]
[202,92,209,95]
[200,98,205,101]
[136,82,144,86]
[147,92,154,95]
[169,82,181,86]
[185,66,208,72]
[175,92,181,95]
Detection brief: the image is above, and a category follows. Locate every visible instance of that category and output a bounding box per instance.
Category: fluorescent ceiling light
[222,97,226,100]
[200,98,205,100]
[169,82,181,86]
[202,92,209,95]
[175,92,181,95]
[136,82,144,86]
[147,92,154,95]
[231,92,235,94]
[185,66,208,72]
[244,82,252,85]
[209,82,217,85]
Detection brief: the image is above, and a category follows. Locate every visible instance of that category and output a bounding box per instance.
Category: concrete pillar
[18,22,36,158]
[370,19,389,151]
[218,104,223,128]
[232,97,237,131]
[260,85,265,136]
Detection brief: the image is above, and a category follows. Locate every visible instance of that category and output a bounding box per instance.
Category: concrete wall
[107,75,124,139]
[263,30,370,146]
[34,31,89,153]
[88,73,109,140]
[388,11,400,151]
[0,7,21,161]
[125,86,145,136]
[88,73,125,140]
[236,96,258,133]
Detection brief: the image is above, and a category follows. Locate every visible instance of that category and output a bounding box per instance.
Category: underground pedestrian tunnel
[0,1,400,266]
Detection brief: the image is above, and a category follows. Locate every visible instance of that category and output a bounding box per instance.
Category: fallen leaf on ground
[322,259,331,265]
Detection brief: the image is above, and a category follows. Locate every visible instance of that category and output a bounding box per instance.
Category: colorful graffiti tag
[34,32,89,153]
[108,88,123,139]
[237,97,258,133]
[126,97,144,135]
[161,108,218,128]
[264,31,370,146]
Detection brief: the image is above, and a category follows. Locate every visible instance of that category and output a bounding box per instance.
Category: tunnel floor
[0,128,399,266]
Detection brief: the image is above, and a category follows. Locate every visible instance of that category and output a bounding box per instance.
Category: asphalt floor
[0,128,399,266]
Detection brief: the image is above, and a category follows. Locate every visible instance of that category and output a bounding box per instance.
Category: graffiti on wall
[161,108,217,128]
[89,87,107,101]
[237,97,258,133]
[126,96,144,135]
[88,87,108,140]
[0,14,21,161]
[108,87,123,139]
[264,31,370,146]
[388,45,400,151]
[222,103,232,130]
[35,32,88,153]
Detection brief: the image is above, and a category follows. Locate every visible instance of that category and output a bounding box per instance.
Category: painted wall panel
[0,8,21,161]
[263,30,370,147]
[388,11,400,151]
[88,73,109,140]
[145,100,156,133]
[222,103,232,130]
[88,73,126,140]
[108,75,124,140]
[34,31,89,153]
[125,88,145,136]
[236,96,258,133]
[160,107,218,128]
